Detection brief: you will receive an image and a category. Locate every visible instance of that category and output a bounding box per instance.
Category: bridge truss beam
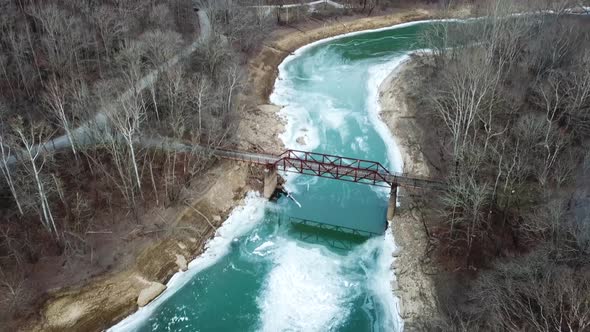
[275,149,392,187]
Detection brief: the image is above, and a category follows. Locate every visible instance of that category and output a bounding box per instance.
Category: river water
[110,21,431,332]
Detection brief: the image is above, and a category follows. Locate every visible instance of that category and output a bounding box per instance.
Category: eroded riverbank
[378,56,438,329]
[25,162,262,331]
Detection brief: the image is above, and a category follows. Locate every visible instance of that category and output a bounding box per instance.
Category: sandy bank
[23,161,265,332]
[379,56,438,329]
[246,9,439,106]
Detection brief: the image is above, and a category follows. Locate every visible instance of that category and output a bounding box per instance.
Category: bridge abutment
[387,185,398,221]
[263,165,278,199]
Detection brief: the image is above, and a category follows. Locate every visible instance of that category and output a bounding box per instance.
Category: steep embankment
[24,162,259,332]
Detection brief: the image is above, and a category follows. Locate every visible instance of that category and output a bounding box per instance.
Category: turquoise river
[110,20,434,332]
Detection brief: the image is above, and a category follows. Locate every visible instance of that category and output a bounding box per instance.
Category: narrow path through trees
[4,10,212,166]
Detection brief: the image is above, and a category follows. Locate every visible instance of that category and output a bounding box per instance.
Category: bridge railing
[278,149,392,172]
[275,150,393,186]
[209,148,278,165]
[208,147,446,189]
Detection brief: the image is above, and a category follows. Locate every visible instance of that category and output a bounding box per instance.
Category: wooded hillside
[410,1,590,330]
[0,0,277,323]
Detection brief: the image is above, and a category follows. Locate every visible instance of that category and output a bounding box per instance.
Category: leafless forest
[2,0,589,330]
[0,0,414,326]
[410,1,590,330]
[0,0,282,322]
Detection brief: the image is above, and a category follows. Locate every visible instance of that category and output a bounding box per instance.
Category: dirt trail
[5,11,211,166]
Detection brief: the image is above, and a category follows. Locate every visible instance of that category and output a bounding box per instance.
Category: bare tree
[532,72,570,186]
[92,5,129,75]
[6,28,32,96]
[195,76,211,134]
[562,59,590,137]
[44,76,77,156]
[430,53,498,160]
[28,4,89,78]
[223,64,241,116]
[0,55,16,102]
[106,93,146,192]
[441,174,490,254]
[11,119,58,238]
[0,267,30,316]
[0,130,23,216]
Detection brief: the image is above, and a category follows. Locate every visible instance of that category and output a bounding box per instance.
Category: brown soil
[19,161,260,332]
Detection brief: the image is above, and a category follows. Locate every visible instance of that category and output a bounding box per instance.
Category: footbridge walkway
[211,148,444,220]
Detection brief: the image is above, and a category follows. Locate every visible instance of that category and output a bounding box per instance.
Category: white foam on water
[276,104,321,152]
[271,19,447,154]
[355,136,370,154]
[281,170,320,196]
[257,232,404,332]
[320,99,349,129]
[257,240,357,332]
[265,19,426,332]
[108,192,267,332]
[366,55,411,174]
[358,229,405,331]
[253,241,276,257]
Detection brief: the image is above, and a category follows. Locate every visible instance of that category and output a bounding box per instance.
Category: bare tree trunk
[7,29,30,96]
[0,135,23,216]
[149,157,159,206]
[13,124,59,239]
[44,76,77,157]
[0,56,16,102]
[150,85,160,121]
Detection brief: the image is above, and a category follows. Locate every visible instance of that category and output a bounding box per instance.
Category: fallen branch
[86,231,113,234]
[183,201,217,231]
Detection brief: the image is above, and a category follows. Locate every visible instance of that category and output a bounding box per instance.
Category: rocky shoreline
[379,56,438,329]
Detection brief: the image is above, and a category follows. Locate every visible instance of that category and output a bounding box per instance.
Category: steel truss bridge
[213,148,444,190]
[205,147,445,242]
[209,148,444,242]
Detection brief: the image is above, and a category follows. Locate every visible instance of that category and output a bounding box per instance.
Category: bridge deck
[211,148,444,190]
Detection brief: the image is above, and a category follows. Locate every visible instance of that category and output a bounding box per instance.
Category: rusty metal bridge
[212,148,444,190]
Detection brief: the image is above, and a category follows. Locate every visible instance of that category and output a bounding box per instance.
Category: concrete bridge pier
[263,164,278,199]
[387,185,398,221]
